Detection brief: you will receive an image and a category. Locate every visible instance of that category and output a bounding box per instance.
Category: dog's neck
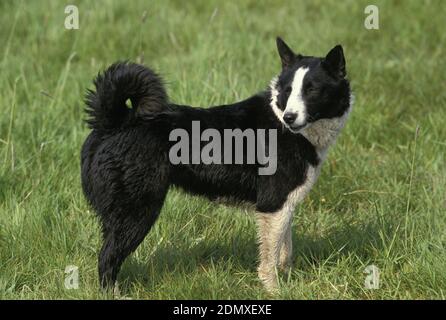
[300,104,352,155]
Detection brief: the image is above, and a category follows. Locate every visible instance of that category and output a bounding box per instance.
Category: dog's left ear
[322,45,346,78]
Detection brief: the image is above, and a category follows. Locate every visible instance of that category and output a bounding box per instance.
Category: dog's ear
[276,37,297,69]
[322,45,346,78]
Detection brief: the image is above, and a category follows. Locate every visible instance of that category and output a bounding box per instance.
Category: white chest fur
[285,164,319,210]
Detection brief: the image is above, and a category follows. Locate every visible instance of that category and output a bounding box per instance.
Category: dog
[81,37,352,292]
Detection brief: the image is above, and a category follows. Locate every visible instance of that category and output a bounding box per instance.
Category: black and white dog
[81,37,352,292]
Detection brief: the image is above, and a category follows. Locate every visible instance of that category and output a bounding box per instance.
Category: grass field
[0,0,445,299]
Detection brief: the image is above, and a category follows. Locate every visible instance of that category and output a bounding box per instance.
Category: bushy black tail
[85,62,168,131]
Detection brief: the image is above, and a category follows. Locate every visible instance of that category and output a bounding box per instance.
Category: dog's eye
[284,86,292,95]
[305,83,317,94]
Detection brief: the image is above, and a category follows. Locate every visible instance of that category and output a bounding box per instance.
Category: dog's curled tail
[85,62,167,131]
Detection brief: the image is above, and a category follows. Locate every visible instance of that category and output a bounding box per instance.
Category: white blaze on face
[284,67,309,126]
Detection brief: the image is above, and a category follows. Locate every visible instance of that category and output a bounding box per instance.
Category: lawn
[0,0,445,299]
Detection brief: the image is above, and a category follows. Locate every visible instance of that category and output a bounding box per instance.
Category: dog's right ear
[276,37,296,69]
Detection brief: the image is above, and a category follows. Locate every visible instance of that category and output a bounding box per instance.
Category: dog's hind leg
[98,203,162,291]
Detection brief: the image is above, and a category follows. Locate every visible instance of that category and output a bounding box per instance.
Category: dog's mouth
[287,123,308,133]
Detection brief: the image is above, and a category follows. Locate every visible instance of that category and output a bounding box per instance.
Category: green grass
[0,0,445,299]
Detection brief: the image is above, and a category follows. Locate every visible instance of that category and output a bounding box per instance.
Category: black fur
[81,39,351,289]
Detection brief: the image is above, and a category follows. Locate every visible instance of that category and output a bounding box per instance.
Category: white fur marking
[285,67,309,126]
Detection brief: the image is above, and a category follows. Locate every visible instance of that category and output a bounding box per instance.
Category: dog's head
[269,37,351,133]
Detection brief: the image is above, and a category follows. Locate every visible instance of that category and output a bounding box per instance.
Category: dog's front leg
[279,220,293,272]
[256,208,293,292]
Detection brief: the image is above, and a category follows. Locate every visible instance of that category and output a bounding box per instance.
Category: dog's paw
[112,283,133,300]
[278,259,293,274]
[113,283,121,298]
[257,265,280,294]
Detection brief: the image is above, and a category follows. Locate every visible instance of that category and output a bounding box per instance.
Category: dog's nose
[283,112,297,124]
